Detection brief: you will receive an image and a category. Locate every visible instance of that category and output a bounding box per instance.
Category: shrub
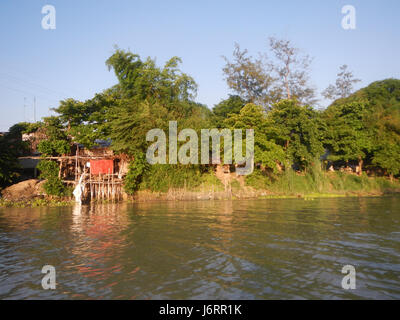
[36,160,67,196]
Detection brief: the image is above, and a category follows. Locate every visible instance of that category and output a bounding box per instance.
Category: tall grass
[245,162,400,195]
[139,164,224,192]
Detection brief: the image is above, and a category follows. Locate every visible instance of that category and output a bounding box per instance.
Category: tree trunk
[285,61,291,99]
[58,160,62,179]
[358,157,363,176]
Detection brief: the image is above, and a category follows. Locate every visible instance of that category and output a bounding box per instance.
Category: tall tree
[324,79,400,177]
[223,38,316,106]
[268,37,317,105]
[322,64,361,100]
[106,48,197,103]
[323,101,373,174]
[224,103,285,173]
[266,99,324,170]
[222,44,276,106]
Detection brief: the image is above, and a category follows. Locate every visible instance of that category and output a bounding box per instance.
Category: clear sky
[0,0,399,131]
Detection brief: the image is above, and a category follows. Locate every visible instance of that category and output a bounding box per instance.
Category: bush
[245,169,271,189]
[124,152,148,195]
[36,160,68,196]
[38,139,70,156]
[139,164,204,192]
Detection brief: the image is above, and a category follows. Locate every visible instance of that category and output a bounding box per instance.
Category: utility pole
[33,96,36,123]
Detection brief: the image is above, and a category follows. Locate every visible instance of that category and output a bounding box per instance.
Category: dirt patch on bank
[1,179,46,201]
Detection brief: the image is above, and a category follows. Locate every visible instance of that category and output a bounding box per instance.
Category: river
[0,197,399,299]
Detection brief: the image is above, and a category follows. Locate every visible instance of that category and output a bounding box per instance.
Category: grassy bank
[1,170,399,207]
[245,169,400,196]
[132,170,400,202]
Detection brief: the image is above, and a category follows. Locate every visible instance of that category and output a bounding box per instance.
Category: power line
[0,82,59,104]
[0,71,75,99]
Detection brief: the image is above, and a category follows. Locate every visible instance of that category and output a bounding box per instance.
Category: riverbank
[1,189,399,208]
[1,172,400,208]
[132,187,400,202]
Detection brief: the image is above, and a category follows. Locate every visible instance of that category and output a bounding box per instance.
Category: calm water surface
[0,197,399,299]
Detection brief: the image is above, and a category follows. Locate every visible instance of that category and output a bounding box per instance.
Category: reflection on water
[0,197,399,299]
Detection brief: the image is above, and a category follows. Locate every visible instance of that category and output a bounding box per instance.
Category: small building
[18,139,131,202]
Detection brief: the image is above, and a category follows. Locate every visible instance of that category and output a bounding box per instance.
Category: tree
[323,101,373,174]
[104,48,212,192]
[0,135,21,188]
[222,44,276,106]
[109,99,170,155]
[37,116,71,156]
[324,79,400,177]
[266,99,324,170]
[268,37,317,105]
[372,141,400,180]
[0,123,35,187]
[106,48,197,103]
[212,95,247,128]
[36,160,68,196]
[223,37,316,107]
[224,103,285,173]
[322,65,361,100]
[52,98,85,131]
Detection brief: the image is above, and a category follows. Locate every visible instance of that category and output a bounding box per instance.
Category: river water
[0,197,399,300]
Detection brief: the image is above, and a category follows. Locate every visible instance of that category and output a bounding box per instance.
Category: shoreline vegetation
[1,39,400,207]
[1,171,399,208]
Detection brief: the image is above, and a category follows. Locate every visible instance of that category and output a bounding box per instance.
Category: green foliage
[139,164,204,192]
[0,135,21,188]
[267,100,325,170]
[0,198,73,208]
[106,48,197,102]
[245,168,400,195]
[372,142,400,177]
[225,103,285,172]
[124,152,148,195]
[103,48,211,157]
[323,101,373,165]
[38,139,71,156]
[198,171,224,190]
[35,116,71,156]
[41,177,68,196]
[109,99,170,155]
[53,92,118,147]
[245,169,271,189]
[0,122,34,188]
[36,160,59,179]
[5,43,399,199]
[212,95,247,127]
[324,79,400,176]
[36,160,67,196]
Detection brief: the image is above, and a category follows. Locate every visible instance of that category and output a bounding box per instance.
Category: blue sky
[0,0,399,131]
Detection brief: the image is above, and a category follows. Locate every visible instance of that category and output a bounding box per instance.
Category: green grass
[245,168,400,196]
[139,164,225,192]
